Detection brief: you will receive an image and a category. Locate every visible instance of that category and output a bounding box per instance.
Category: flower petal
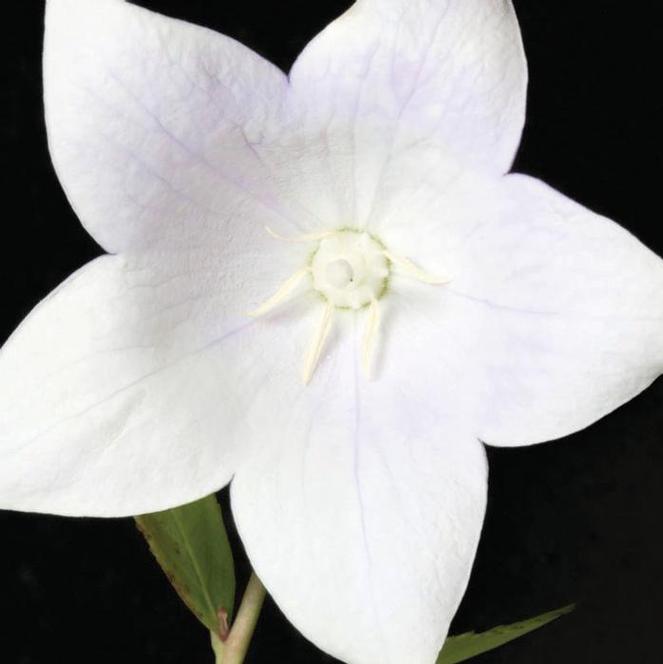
[453,174,663,446]
[44,0,318,254]
[231,314,487,664]
[0,224,315,516]
[287,0,527,225]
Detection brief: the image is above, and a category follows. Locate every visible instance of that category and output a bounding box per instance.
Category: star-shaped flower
[2,0,662,662]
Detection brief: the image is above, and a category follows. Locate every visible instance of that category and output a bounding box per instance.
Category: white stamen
[265,226,337,243]
[302,303,335,384]
[248,267,310,317]
[362,298,381,379]
[383,251,451,285]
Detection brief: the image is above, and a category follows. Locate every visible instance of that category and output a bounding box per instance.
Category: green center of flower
[311,231,389,309]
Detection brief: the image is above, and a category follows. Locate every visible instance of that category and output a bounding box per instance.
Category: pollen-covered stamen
[383,250,451,285]
[248,267,310,317]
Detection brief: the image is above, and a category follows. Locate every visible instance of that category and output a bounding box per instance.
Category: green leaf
[135,494,235,638]
[437,604,575,664]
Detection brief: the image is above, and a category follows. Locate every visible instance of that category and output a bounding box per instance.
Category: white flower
[2,0,662,662]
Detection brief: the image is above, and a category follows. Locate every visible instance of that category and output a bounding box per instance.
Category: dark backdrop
[1,2,662,663]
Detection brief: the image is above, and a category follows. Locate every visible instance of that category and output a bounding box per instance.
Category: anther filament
[247,267,310,318]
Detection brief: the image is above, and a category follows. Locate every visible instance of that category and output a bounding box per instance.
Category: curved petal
[287,0,527,226]
[452,174,663,445]
[44,0,320,254]
[0,219,315,516]
[231,298,488,664]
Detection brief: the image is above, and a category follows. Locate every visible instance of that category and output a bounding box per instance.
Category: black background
[1,2,662,662]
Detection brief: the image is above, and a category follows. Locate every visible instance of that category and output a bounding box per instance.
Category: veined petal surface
[368,163,663,446]
[454,174,663,445]
[232,304,487,664]
[44,0,321,254]
[0,226,313,516]
[287,0,527,226]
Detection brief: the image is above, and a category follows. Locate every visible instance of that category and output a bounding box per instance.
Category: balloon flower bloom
[2,1,662,662]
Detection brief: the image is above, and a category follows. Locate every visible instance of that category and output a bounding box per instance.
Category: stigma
[249,227,449,384]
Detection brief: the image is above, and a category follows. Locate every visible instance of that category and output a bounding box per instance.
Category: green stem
[211,631,225,664]
[211,572,267,664]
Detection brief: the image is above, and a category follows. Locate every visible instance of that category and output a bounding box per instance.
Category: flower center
[249,226,451,383]
[325,259,354,288]
[311,231,389,309]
